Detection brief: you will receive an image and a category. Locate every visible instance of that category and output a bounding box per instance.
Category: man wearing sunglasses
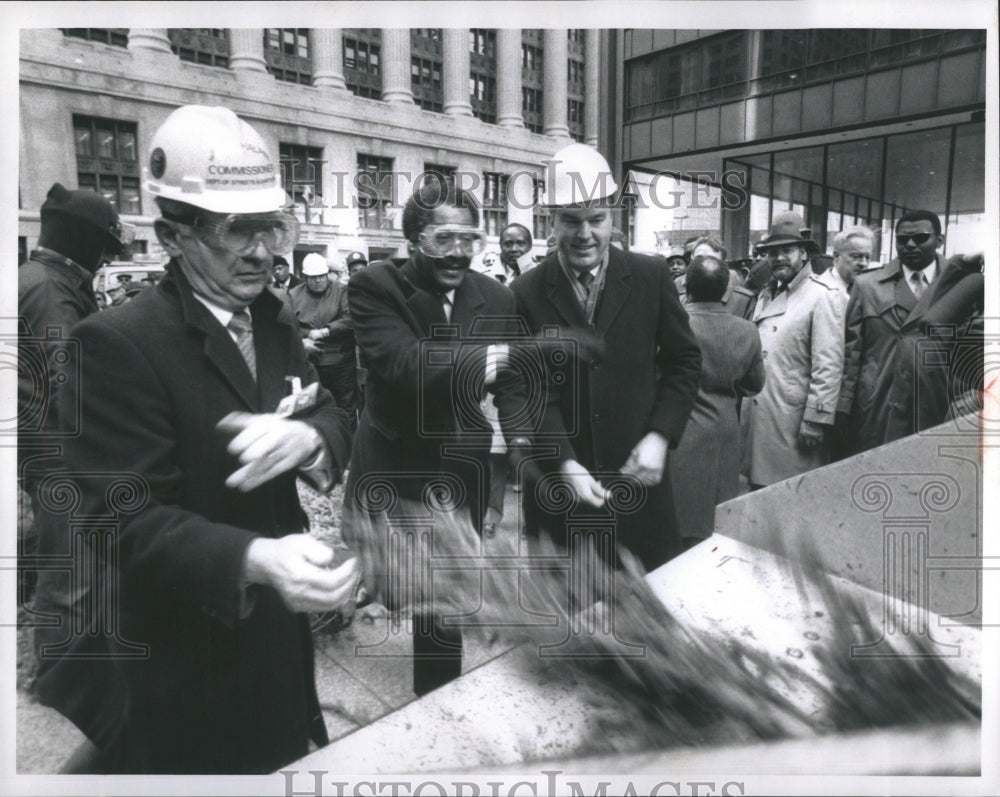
[838,209,984,454]
[344,179,533,697]
[48,106,358,773]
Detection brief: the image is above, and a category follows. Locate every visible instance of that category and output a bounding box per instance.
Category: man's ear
[154,218,184,257]
[936,234,945,250]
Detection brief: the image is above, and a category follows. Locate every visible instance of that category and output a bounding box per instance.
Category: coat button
[772,325,777,332]
[593,413,601,422]
[762,351,768,358]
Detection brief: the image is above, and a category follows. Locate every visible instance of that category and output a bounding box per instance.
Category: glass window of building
[73,115,141,215]
[264,29,312,85]
[411,29,443,112]
[344,30,382,99]
[521,30,544,133]
[482,172,509,237]
[883,126,951,234]
[423,163,456,193]
[470,29,497,124]
[946,121,985,256]
[280,144,324,222]
[532,176,549,241]
[567,30,586,142]
[168,29,229,67]
[62,29,128,47]
[357,154,395,230]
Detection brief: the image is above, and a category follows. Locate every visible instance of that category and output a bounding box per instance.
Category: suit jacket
[344,260,531,591]
[839,254,984,453]
[671,304,764,540]
[53,264,352,773]
[510,247,702,569]
[745,264,848,485]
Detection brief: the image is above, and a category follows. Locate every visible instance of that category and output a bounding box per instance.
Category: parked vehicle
[93,260,166,304]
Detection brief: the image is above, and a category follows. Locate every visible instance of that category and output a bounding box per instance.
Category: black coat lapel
[400,260,449,334]
[542,256,589,326]
[167,266,259,410]
[594,247,631,334]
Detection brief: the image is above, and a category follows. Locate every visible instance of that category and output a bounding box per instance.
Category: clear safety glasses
[418,227,487,258]
[170,211,300,256]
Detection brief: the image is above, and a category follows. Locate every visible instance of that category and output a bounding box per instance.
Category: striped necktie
[910,270,927,299]
[228,309,257,381]
[578,270,595,298]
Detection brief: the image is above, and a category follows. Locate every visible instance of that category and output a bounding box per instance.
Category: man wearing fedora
[743,211,848,488]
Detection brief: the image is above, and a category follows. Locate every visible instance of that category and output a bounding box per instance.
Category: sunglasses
[895,232,934,247]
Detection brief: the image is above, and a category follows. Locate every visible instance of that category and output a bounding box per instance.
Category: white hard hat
[145,105,288,214]
[543,143,618,207]
[301,253,330,276]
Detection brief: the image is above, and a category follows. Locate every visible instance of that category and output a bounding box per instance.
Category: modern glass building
[609,29,987,261]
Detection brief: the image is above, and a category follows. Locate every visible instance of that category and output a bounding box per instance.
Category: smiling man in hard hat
[510,143,702,571]
[50,105,358,774]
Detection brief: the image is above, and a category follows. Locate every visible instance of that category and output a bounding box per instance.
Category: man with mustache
[344,179,533,695]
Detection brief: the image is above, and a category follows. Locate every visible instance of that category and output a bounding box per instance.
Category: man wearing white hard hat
[510,143,702,571]
[289,253,357,427]
[51,105,357,773]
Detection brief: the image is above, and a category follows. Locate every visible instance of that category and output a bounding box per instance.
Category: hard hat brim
[147,182,290,215]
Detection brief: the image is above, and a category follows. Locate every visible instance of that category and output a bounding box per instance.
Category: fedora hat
[757,211,819,254]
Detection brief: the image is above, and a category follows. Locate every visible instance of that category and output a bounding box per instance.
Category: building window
[567,30,586,142]
[568,99,586,142]
[280,144,324,222]
[357,154,395,230]
[469,29,496,57]
[482,172,509,237]
[522,30,545,133]
[470,73,497,124]
[62,29,128,47]
[411,29,443,111]
[168,29,229,67]
[264,29,312,84]
[344,30,382,99]
[73,115,141,215]
[423,163,456,192]
[568,29,585,45]
[470,29,497,124]
[532,176,549,241]
[624,32,747,121]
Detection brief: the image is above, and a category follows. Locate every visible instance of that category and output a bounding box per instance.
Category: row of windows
[62,114,555,237]
[625,28,987,120]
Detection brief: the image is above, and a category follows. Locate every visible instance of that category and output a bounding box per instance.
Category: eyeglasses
[895,232,934,247]
[168,210,300,256]
[417,227,486,258]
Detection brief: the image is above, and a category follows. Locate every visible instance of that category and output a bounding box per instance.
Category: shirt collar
[192,292,238,329]
[902,259,937,285]
[556,249,608,280]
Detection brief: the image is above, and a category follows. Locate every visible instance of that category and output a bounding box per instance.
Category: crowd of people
[17,104,984,775]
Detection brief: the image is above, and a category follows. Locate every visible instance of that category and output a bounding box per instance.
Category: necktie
[910,271,926,299]
[578,270,595,298]
[441,294,452,322]
[228,309,257,381]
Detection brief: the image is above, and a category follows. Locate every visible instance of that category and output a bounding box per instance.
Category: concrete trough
[292,415,986,777]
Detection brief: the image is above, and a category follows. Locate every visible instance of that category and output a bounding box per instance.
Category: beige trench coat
[745,264,848,485]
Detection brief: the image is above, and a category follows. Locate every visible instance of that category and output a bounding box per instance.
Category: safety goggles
[418,227,487,258]
[895,232,934,247]
[166,210,300,256]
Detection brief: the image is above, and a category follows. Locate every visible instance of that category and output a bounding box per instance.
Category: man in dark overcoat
[344,180,533,696]
[50,105,357,773]
[510,143,702,571]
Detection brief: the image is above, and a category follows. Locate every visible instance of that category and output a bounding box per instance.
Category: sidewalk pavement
[16,486,524,773]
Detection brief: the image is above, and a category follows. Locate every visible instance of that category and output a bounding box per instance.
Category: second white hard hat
[301,253,330,276]
[542,143,618,207]
[145,105,288,215]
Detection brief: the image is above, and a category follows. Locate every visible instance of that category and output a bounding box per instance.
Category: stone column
[443,28,473,117]
[312,29,348,90]
[229,29,268,73]
[127,29,172,54]
[584,31,600,146]
[496,29,524,128]
[543,29,569,138]
[381,29,414,104]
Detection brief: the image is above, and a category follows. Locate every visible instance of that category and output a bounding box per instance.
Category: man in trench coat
[744,212,848,487]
